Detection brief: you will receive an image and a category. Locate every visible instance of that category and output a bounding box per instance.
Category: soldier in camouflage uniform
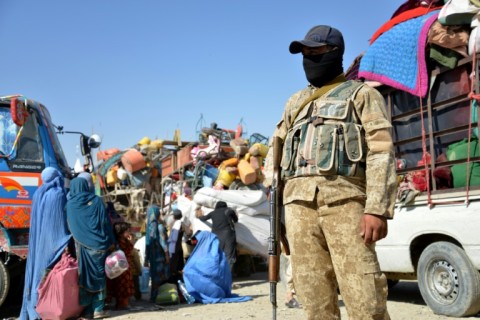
[265,25,397,319]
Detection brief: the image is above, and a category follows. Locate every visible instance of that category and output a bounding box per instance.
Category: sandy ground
[103,271,480,320]
[1,270,479,319]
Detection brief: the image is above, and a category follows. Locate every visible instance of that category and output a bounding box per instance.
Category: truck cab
[0,95,71,306]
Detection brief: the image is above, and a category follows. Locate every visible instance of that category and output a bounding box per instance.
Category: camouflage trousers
[285,197,390,320]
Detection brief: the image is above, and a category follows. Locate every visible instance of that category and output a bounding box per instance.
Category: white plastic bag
[105,249,129,279]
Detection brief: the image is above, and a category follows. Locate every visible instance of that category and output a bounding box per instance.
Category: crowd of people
[19,21,397,320]
[19,168,246,320]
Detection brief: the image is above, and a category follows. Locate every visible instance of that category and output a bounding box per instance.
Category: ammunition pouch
[281,80,366,179]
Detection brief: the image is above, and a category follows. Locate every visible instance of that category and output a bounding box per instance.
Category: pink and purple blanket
[359,10,440,97]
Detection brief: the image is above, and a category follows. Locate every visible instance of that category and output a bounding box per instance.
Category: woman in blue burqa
[20,167,71,320]
[66,177,115,319]
[183,231,251,304]
[145,205,170,302]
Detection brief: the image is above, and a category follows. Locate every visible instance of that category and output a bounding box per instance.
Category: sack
[105,249,129,279]
[438,0,480,25]
[36,253,84,320]
[155,282,179,305]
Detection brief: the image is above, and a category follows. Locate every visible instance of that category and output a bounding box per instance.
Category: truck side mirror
[80,134,102,155]
[10,97,29,126]
[88,134,102,149]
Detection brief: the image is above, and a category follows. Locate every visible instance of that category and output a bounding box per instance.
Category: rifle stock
[268,136,286,320]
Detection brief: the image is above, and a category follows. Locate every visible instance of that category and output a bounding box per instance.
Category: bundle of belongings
[176,189,270,258]
[346,0,480,204]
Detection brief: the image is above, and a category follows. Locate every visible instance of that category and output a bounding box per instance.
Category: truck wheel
[417,241,480,317]
[0,260,10,307]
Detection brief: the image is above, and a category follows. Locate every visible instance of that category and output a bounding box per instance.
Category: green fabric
[447,138,480,187]
[429,44,459,69]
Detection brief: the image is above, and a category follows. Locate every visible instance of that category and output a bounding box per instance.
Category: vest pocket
[315,124,337,174]
[281,123,304,178]
[343,123,364,162]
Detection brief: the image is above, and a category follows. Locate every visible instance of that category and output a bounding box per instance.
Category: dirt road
[103,271,479,320]
[2,270,479,319]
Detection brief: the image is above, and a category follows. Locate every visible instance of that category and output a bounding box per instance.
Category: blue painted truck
[0,95,71,307]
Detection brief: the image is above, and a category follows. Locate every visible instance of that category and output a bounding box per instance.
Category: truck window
[0,107,17,155]
[16,113,43,161]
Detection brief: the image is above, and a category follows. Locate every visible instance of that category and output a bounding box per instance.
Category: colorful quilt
[359,10,440,97]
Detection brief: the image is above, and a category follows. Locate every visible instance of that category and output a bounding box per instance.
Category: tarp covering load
[176,193,270,258]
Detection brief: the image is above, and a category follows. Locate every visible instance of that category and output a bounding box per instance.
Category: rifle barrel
[269,136,284,320]
[270,282,277,320]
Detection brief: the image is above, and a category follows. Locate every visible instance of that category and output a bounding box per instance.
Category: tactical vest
[281,80,367,179]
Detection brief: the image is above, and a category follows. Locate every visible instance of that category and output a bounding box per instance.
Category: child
[107,222,135,310]
[128,233,143,301]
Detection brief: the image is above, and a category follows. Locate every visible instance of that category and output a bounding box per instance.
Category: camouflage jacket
[264,80,397,218]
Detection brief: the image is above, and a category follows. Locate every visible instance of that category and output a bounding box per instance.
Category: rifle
[268,136,289,320]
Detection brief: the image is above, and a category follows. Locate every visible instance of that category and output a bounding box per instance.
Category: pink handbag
[36,253,84,320]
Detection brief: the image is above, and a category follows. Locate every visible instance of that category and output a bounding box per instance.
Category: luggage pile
[346,0,480,204]
[94,122,270,233]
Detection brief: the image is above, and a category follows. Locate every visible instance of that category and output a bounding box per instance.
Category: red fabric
[411,172,428,191]
[433,153,453,189]
[391,0,444,19]
[106,237,135,308]
[36,253,84,320]
[370,6,442,44]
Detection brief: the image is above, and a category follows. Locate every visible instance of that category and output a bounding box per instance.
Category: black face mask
[302,50,343,88]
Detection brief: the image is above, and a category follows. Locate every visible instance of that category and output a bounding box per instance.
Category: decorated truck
[348,2,480,317]
[0,95,100,307]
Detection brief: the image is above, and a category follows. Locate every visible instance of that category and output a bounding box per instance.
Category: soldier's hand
[360,214,388,245]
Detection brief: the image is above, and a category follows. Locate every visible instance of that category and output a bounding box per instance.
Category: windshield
[0,104,43,162]
[0,107,16,155]
[38,104,70,174]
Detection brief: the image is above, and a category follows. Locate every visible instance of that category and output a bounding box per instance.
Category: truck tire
[417,241,480,317]
[0,260,10,307]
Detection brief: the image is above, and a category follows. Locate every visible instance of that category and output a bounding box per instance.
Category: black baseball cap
[289,25,344,55]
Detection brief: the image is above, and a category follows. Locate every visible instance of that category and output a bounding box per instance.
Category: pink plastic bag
[36,253,84,320]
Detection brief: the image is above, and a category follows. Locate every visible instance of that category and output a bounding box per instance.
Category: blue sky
[1,1,402,167]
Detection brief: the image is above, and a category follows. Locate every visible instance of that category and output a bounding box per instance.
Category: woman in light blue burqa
[20,167,71,320]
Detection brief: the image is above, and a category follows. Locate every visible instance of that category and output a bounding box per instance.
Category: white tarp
[192,187,269,216]
[177,190,270,258]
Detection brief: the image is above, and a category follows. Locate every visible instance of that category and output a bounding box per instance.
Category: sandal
[93,310,110,319]
[285,298,301,309]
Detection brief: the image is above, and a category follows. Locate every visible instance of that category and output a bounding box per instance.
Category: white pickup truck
[374,58,480,317]
[377,192,480,317]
